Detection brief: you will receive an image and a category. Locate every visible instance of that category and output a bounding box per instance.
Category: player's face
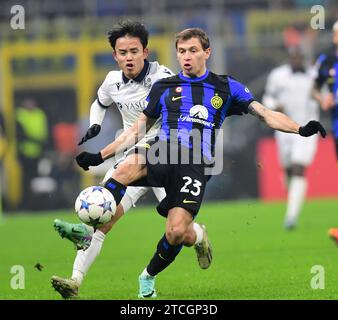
[176,37,211,78]
[113,36,149,79]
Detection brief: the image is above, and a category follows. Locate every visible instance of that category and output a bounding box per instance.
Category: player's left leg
[138,207,192,298]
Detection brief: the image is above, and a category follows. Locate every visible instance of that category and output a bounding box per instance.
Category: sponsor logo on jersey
[179,105,215,127]
[116,100,148,111]
[210,93,223,109]
[190,105,208,119]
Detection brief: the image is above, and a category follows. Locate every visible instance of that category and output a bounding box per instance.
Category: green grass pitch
[0,199,337,300]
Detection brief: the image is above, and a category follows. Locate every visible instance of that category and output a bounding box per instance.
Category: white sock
[285,176,307,225]
[141,268,152,278]
[72,250,86,285]
[71,230,106,285]
[193,223,204,245]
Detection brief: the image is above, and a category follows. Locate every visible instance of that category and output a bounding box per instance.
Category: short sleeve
[143,81,167,119]
[314,54,327,89]
[97,75,114,108]
[227,77,254,116]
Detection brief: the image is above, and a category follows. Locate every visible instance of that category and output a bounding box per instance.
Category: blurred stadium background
[0,0,337,213]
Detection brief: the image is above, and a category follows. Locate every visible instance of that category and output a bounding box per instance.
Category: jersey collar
[122,60,150,84]
[178,70,209,82]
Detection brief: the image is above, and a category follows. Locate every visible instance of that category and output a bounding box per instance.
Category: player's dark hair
[175,28,210,50]
[108,20,149,50]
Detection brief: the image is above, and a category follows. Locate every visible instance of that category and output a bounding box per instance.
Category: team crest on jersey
[329,68,336,77]
[144,77,152,89]
[116,83,122,91]
[175,87,183,93]
[210,94,223,109]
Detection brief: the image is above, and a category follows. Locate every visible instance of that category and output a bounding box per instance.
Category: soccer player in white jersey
[51,21,211,299]
[263,47,320,230]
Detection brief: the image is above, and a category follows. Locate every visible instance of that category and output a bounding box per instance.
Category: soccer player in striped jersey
[312,21,338,243]
[51,21,210,299]
[76,28,326,298]
[312,20,338,159]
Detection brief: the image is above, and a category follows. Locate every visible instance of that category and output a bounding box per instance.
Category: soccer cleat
[51,275,79,299]
[54,219,92,250]
[328,228,338,244]
[138,274,157,298]
[194,224,213,269]
[284,220,296,231]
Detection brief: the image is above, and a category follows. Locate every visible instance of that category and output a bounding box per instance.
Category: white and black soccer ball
[75,186,116,227]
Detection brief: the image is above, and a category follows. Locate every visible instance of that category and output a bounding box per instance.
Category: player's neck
[182,68,208,79]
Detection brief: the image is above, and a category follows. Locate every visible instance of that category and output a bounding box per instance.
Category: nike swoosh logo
[183,199,197,204]
[172,96,186,101]
[71,228,82,234]
[158,253,167,261]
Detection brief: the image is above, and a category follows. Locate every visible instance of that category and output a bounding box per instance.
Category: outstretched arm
[76,114,155,170]
[100,113,155,160]
[248,101,326,137]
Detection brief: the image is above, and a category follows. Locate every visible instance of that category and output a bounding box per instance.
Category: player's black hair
[108,20,149,50]
[175,28,210,50]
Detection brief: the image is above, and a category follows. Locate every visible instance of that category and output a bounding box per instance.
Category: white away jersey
[97,61,174,143]
[263,64,319,124]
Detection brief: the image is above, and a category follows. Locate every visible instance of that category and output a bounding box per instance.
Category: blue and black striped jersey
[315,52,338,94]
[315,52,338,137]
[143,70,254,160]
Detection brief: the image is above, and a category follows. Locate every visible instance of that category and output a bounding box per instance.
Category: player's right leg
[52,154,147,298]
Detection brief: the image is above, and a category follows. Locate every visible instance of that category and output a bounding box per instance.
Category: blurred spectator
[283,21,316,63]
[263,47,319,230]
[52,122,79,207]
[16,98,48,209]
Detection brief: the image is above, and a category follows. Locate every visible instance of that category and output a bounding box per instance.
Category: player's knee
[166,224,186,245]
[112,162,135,184]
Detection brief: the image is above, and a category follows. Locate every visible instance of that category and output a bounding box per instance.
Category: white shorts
[275,131,318,168]
[101,155,166,213]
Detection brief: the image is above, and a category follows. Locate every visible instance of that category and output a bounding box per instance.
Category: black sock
[104,178,126,206]
[146,234,183,276]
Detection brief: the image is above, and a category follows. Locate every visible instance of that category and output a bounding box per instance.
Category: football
[75,186,116,227]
